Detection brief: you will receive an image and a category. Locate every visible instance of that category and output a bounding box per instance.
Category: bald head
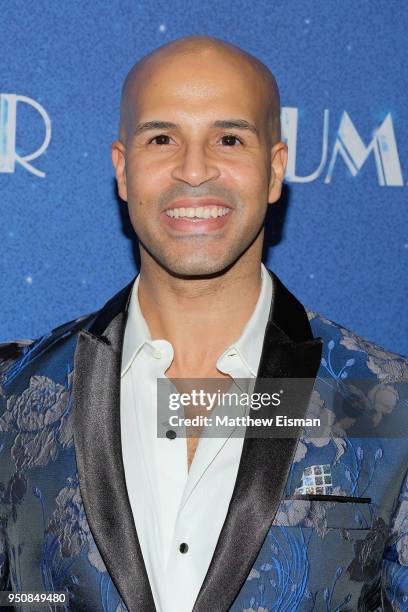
[119,35,281,147]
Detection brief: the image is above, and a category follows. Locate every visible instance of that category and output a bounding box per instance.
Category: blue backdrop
[1,1,407,355]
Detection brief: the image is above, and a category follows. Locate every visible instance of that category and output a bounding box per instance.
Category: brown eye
[150,135,171,145]
[220,134,243,146]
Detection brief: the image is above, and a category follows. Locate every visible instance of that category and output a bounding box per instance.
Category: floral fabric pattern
[0,306,407,611]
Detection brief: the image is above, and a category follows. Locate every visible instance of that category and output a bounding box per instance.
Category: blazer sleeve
[0,340,35,595]
[0,521,10,591]
[382,468,408,609]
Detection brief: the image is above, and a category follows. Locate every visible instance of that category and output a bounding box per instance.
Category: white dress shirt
[120,263,273,612]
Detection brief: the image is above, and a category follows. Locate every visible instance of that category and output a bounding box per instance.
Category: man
[0,34,407,612]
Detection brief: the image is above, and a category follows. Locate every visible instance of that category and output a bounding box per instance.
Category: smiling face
[112,39,287,277]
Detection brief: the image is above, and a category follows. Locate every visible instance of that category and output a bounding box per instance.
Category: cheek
[126,173,151,206]
[228,158,269,192]
[230,168,270,223]
[126,156,169,198]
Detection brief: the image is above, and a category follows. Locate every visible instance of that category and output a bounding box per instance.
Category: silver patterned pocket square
[294,463,333,495]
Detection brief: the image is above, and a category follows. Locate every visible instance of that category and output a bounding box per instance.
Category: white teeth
[165,206,230,219]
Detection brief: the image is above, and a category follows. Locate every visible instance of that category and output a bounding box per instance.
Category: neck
[137,252,263,374]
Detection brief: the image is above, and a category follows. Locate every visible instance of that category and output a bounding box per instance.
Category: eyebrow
[133,118,259,138]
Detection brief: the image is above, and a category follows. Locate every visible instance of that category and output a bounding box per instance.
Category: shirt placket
[165,360,252,612]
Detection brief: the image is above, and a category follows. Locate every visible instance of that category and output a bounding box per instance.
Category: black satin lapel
[265,268,316,343]
[72,310,156,612]
[193,278,323,612]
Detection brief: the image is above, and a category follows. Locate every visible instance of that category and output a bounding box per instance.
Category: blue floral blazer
[0,268,407,611]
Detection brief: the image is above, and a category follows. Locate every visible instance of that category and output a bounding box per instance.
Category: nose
[171,142,220,186]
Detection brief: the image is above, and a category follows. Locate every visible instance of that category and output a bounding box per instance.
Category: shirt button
[166,430,177,440]
[179,543,189,553]
[152,348,162,359]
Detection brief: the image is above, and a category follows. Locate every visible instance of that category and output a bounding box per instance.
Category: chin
[163,257,233,279]
[143,240,242,278]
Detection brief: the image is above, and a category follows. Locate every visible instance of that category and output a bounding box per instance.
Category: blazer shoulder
[0,340,34,394]
[0,311,98,384]
[0,339,35,360]
[306,307,408,363]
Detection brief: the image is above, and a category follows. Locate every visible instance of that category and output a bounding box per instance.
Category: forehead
[125,51,268,125]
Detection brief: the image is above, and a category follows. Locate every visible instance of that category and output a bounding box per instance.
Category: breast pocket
[273,496,374,530]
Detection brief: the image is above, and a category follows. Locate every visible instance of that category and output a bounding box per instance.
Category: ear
[268,141,288,204]
[111,140,128,202]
